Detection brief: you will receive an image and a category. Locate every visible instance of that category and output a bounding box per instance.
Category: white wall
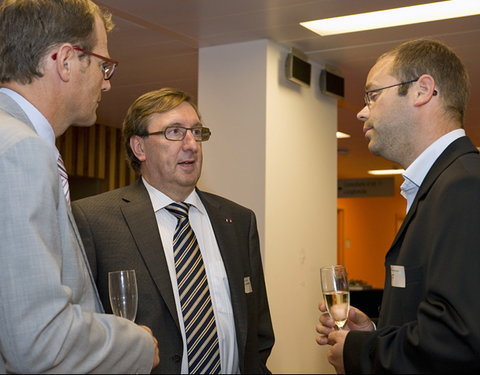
[198,39,337,374]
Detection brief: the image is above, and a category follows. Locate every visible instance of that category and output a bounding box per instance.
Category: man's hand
[140,325,160,368]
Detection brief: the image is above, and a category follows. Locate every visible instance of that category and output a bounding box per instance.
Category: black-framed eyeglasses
[73,46,118,80]
[145,126,212,142]
[364,77,419,108]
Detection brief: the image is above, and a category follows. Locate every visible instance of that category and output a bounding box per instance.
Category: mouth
[178,160,195,166]
[363,126,373,138]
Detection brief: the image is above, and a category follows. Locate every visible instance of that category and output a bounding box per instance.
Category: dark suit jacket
[345,136,480,373]
[72,180,274,374]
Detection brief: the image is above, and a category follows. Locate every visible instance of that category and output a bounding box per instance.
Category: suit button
[172,354,182,363]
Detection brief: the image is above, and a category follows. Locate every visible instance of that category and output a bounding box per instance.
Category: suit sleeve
[0,134,154,373]
[248,211,275,373]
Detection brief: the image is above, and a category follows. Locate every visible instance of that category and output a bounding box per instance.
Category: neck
[3,80,67,137]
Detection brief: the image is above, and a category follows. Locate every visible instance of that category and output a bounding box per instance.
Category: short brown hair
[381,39,470,125]
[123,88,201,173]
[0,0,113,84]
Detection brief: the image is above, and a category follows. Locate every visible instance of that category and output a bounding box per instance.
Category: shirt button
[172,354,182,363]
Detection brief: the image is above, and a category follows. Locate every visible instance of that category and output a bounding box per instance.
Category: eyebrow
[167,122,203,127]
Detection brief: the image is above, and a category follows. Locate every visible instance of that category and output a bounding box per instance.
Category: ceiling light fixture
[300,0,480,36]
[368,169,405,176]
[336,131,351,139]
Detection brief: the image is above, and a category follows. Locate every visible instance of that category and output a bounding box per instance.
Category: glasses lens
[200,127,211,141]
[103,62,116,80]
[364,93,370,107]
[163,127,211,141]
[165,127,185,141]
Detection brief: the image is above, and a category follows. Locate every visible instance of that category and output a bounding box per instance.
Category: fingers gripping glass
[51,46,119,80]
[146,126,212,142]
[364,77,419,108]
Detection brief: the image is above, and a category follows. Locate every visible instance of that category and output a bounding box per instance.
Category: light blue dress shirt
[401,129,466,213]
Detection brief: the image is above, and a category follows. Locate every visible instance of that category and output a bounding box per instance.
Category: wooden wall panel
[56,124,138,197]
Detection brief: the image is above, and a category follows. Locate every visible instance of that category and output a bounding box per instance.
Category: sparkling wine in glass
[108,269,138,321]
[320,265,350,329]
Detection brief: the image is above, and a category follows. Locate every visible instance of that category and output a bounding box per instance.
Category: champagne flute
[320,265,350,329]
[108,269,138,321]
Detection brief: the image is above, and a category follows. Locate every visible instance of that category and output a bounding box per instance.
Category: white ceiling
[95,0,480,179]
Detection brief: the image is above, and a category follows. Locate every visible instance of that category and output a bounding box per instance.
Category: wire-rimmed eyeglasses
[364,77,419,108]
[145,126,212,142]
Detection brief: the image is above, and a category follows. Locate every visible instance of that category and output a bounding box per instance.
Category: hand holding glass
[108,270,138,321]
[320,265,350,329]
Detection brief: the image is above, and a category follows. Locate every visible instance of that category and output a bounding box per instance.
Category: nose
[101,79,111,92]
[357,105,369,122]
[182,129,199,150]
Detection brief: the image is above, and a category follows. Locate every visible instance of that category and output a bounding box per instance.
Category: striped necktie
[57,154,71,205]
[165,202,221,374]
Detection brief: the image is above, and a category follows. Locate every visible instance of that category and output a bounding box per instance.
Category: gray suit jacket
[0,92,154,373]
[72,179,275,374]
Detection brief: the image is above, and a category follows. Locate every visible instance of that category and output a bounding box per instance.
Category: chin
[74,115,97,127]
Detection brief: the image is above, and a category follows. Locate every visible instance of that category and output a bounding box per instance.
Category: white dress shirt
[143,178,240,374]
[401,129,466,213]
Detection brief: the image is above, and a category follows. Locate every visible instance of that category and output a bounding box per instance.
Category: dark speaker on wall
[285,49,311,87]
[320,69,345,99]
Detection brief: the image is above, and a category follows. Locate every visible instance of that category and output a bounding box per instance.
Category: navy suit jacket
[72,179,274,374]
[345,136,480,373]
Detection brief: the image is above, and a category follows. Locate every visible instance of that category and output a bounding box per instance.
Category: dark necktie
[165,202,221,374]
[57,154,70,205]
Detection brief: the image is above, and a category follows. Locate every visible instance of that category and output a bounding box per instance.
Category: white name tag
[391,265,406,288]
[244,276,253,294]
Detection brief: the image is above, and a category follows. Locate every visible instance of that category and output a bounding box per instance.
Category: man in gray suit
[0,0,159,373]
[73,88,275,374]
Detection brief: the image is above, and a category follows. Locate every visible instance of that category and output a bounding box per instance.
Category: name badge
[244,276,253,294]
[391,265,406,288]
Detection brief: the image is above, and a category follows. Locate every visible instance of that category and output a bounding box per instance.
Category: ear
[51,44,76,82]
[130,135,147,162]
[413,74,437,107]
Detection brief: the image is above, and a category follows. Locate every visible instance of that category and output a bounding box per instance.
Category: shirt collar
[402,128,466,188]
[0,88,57,155]
[142,177,206,215]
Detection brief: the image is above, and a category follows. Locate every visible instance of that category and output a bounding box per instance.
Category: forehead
[365,55,395,89]
[93,13,108,52]
[147,102,200,128]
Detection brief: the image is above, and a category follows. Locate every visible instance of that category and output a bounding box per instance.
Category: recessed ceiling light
[300,0,480,36]
[336,131,351,139]
[368,169,405,176]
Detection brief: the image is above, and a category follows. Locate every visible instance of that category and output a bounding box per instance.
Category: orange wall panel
[337,194,406,289]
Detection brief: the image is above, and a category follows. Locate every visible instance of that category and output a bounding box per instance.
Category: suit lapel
[198,190,249,357]
[121,180,180,329]
[390,136,478,251]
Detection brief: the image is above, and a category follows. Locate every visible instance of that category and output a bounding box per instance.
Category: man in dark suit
[316,39,480,373]
[72,87,274,374]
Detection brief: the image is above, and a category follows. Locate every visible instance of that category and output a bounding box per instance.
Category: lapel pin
[225,218,233,223]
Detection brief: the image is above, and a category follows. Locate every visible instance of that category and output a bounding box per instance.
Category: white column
[198,39,337,374]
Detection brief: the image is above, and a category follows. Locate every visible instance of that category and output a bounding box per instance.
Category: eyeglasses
[72,46,118,80]
[145,126,212,142]
[364,77,419,108]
